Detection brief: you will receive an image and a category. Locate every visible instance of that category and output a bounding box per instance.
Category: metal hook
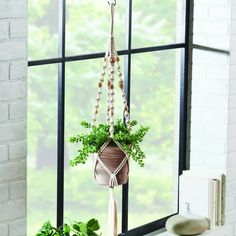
[107,0,116,6]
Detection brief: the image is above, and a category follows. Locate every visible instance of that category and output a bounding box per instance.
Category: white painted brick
[231,20,236,35]
[204,155,226,171]
[206,94,227,108]
[0,63,9,81]
[191,136,226,155]
[193,35,208,45]
[0,104,8,122]
[226,181,236,197]
[232,3,236,20]
[230,81,236,94]
[194,21,229,35]
[10,19,27,38]
[9,218,26,236]
[193,49,229,65]
[230,50,236,65]
[206,66,229,80]
[0,199,25,222]
[0,1,27,19]
[231,36,236,50]
[225,196,235,211]
[228,139,236,153]
[209,7,230,20]
[230,65,236,80]
[10,101,26,120]
[0,145,7,163]
[10,180,26,199]
[0,121,26,143]
[0,81,26,101]
[229,96,236,109]
[208,35,230,50]
[9,141,26,160]
[227,152,236,168]
[192,64,206,79]
[206,123,227,139]
[191,93,206,107]
[0,21,9,40]
[0,40,26,60]
[228,125,236,139]
[0,159,26,185]
[225,208,236,224]
[228,110,236,125]
[196,0,230,6]
[0,184,8,202]
[0,225,8,236]
[194,6,208,19]
[205,79,227,94]
[191,107,227,123]
[10,61,27,80]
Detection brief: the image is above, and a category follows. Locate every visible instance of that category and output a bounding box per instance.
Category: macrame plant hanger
[91,1,131,236]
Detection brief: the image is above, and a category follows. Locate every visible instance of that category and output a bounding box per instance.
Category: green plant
[36,219,101,236]
[69,119,149,167]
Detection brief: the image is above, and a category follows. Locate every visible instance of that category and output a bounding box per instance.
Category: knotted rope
[91,2,130,236]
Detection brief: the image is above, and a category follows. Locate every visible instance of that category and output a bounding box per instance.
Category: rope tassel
[108,187,118,236]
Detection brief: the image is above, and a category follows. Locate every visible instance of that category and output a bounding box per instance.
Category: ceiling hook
[107,0,116,6]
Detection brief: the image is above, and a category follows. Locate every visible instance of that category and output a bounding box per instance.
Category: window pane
[191,49,229,169]
[64,58,125,233]
[29,0,59,60]
[129,50,180,228]
[132,0,184,48]
[66,0,126,56]
[27,65,58,235]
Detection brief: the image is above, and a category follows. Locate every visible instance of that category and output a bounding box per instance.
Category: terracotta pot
[94,145,129,186]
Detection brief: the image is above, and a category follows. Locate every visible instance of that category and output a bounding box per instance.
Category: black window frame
[28,0,190,235]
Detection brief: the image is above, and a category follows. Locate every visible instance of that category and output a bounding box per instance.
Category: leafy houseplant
[36,219,101,236]
[69,119,149,167]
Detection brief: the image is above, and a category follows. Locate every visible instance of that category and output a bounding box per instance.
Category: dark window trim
[28,0,191,234]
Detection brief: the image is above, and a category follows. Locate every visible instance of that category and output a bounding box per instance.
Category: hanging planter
[93,138,129,186]
[69,1,149,235]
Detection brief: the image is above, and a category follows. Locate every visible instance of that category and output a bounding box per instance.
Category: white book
[182,170,224,225]
[179,175,213,222]
[211,179,219,228]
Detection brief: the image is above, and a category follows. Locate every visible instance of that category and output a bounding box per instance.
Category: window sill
[156,226,229,236]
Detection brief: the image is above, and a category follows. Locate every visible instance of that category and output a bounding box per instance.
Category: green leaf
[86,219,100,231]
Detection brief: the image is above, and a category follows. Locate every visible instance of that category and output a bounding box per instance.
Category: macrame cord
[91,2,130,236]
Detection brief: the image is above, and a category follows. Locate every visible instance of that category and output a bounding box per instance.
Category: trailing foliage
[69,119,149,167]
[36,219,101,236]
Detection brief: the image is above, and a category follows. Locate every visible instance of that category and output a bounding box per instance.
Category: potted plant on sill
[36,218,101,236]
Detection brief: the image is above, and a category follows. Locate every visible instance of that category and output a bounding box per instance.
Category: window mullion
[122,0,132,233]
[57,0,66,228]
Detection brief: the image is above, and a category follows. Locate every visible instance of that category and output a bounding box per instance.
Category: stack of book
[179,170,225,229]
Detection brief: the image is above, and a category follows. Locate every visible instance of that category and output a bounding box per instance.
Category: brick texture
[0,0,27,234]
[189,0,236,235]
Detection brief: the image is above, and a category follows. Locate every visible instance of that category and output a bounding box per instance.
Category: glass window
[28,0,187,234]
[27,64,58,235]
[132,0,184,48]
[66,0,127,56]
[129,50,180,228]
[28,0,59,60]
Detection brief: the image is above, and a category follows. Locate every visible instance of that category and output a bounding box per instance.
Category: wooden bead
[110,56,117,63]
[119,81,124,89]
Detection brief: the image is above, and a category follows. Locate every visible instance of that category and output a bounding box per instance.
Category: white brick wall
[0,0,27,235]
[189,0,236,235]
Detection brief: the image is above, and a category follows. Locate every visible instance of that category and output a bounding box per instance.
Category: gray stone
[166,214,209,235]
